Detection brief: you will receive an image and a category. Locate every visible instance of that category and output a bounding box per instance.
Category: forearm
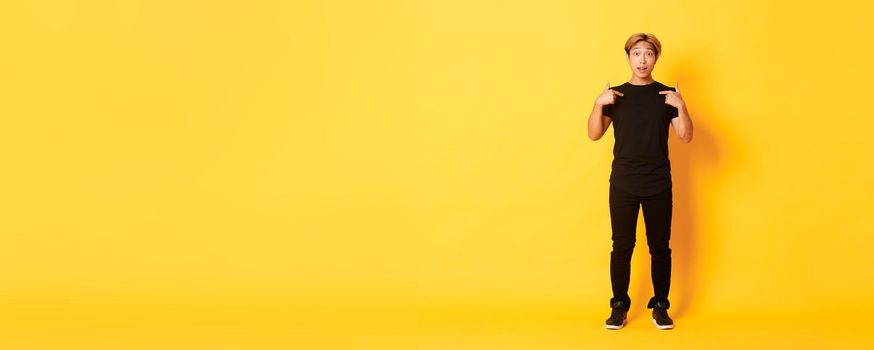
[675,104,693,143]
[587,103,608,140]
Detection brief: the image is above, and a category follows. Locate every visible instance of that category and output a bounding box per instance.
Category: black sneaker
[650,303,674,330]
[605,300,628,330]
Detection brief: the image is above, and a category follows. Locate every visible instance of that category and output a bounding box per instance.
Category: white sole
[605,319,626,330]
[652,318,674,329]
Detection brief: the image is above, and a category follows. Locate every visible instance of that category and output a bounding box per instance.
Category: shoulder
[654,81,675,92]
[612,82,630,92]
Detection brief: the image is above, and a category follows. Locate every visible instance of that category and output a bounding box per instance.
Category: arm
[588,104,612,141]
[588,82,622,141]
[659,82,693,143]
[670,104,693,143]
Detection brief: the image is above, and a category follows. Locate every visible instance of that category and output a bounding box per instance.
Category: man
[587,33,693,330]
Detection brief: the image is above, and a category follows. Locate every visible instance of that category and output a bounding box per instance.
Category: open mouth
[636,67,648,72]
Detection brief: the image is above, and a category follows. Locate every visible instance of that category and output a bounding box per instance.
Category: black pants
[608,182,672,311]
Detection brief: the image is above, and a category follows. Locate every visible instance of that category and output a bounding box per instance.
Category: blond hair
[624,33,662,58]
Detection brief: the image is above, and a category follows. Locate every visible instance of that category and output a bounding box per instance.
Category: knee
[649,247,671,257]
[612,241,635,256]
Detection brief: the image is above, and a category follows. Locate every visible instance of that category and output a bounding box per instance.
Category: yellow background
[1,0,873,349]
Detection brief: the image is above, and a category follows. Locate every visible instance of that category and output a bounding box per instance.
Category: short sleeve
[668,88,679,119]
[669,105,679,119]
[601,103,613,118]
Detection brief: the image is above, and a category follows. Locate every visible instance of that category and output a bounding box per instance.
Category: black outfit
[600,81,679,311]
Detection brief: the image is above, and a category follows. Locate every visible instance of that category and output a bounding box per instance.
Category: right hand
[595,81,624,107]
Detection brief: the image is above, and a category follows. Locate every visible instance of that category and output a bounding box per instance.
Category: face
[626,41,658,78]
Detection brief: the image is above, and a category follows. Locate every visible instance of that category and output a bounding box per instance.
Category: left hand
[658,82,685,109]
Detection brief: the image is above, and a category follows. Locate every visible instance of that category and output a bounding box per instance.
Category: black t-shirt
[601,81,679,196]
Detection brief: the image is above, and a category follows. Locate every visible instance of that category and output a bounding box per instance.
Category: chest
[611,92,672,126]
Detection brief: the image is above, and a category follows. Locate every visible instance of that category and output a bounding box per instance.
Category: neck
[629,75,655,85]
